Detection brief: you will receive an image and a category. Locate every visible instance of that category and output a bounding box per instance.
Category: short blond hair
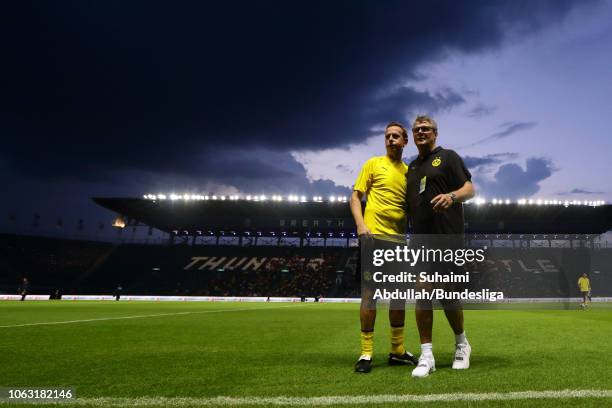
[385,121,408,140]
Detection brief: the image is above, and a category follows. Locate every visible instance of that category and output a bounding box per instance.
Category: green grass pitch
[1,301,611,407]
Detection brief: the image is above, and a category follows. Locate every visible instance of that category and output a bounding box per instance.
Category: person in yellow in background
[578,272,591,309]
[350,121,418,373]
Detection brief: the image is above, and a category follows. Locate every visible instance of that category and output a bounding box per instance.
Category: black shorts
[359,235,410,307]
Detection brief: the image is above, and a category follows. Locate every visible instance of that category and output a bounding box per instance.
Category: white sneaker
[452,343,471,370]
[411,354,435,378]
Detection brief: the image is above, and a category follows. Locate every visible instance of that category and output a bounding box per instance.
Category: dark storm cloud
[0,148,351,231]
[1,0,592,189]
[475,157,555,199]
[467,104,498,118]
[405,152,518,171]
[491,122,537,139]
[186,148,352,196]
[463,152,519,170]
[366,87,466,127]
[556,188,606,196]
[335,164,353,174]
[461,121,537,148]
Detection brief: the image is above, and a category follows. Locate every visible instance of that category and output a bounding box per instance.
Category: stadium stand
[1,233,611,299]
[71,245,358,297]
[0,234,113,296]
[1,199,611,299]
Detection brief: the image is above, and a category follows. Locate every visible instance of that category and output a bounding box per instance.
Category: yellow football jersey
[578,277,590,292]
[353,155,408,235]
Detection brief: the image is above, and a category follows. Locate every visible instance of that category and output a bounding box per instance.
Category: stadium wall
[2,234,611,299]
[2,295,611,304]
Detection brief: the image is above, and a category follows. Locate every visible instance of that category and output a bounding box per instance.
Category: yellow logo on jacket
[432,157,442,167]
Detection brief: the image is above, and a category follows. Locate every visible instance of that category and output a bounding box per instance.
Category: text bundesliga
[373,288,504,302]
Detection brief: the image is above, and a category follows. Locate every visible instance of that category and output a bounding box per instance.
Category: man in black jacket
[405,115,475,378]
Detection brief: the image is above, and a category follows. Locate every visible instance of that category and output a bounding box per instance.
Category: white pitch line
[0,304,306,329]
[4,389,611,406]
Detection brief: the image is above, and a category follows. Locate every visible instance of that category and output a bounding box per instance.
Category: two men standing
[351,115,475,377]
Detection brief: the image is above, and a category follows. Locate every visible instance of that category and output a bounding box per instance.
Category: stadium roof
[93,197,612,236]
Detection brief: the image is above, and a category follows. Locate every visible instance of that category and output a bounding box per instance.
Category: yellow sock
[360,331,374,357]
[390,326,405,355]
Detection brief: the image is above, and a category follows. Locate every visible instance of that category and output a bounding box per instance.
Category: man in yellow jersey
[578,273,591,309]
[350,121,418,373]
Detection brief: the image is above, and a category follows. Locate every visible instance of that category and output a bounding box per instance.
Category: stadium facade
[94,197,612,245]
[1,197,611,299]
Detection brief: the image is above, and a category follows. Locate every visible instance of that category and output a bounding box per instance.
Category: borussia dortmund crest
[432,157,442,167]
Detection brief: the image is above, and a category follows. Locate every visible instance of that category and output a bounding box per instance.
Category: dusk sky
[2,0,611,234]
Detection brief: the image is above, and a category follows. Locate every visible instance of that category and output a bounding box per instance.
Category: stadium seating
[1,233,611,298]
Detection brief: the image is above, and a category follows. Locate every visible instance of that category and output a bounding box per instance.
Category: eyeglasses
[412,126,434,133]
